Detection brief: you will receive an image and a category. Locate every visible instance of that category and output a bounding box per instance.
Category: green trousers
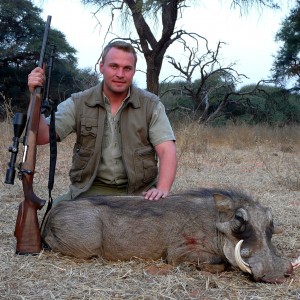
[53,182,127,206]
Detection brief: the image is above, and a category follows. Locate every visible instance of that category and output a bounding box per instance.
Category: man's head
[101,41,137,67]
[100,41,137,99]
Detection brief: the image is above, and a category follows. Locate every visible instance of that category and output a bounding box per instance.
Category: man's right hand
[27,67,53,145]
[28,67,45,93]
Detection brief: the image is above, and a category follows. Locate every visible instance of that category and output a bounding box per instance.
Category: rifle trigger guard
[18,167,33,180]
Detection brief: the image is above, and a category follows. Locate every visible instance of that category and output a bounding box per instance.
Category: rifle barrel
[38,15,52,68]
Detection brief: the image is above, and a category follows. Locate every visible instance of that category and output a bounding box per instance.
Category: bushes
[161,82,300,126]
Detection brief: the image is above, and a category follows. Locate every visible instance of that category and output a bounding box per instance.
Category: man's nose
[116,68,124,77]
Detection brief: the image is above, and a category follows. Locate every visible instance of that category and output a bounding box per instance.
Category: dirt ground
[1,125,300,299]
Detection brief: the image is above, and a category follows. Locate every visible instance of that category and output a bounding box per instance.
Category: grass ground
[0,121,300,299]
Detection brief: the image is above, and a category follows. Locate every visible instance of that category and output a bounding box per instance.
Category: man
[28,41,177,203]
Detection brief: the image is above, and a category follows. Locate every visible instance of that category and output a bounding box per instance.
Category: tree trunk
[146,61,160,95]
[125,0,180,95]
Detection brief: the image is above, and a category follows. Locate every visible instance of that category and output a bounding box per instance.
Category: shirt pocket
[69,143,93,184]
[80,117,98,149]
[134,146,158,184]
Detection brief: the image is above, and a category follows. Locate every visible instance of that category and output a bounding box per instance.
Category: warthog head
[214,192,293,283]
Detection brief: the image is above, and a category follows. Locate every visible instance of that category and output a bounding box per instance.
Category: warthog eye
[232,216,246,234]
[231,208,248,234]
[232,209,248,234]
[235,208,248,222]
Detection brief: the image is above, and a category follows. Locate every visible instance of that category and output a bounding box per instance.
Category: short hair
[101,41,137,67]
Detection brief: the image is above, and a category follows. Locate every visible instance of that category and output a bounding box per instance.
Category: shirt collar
[103,87,131,105]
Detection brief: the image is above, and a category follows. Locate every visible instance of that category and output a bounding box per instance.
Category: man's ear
[99,62,103,74]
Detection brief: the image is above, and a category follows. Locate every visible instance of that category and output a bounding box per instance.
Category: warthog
[42,188,293,283]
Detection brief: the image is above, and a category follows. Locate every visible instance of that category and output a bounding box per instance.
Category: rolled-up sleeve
[149,102,175,146]
[46,97,76,141]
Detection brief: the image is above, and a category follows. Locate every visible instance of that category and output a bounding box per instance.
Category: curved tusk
[292,256,300,269]
[234,240,252,274]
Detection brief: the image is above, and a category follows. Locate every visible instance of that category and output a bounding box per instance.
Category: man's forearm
[36,114,50,145]
[156,141,177,192]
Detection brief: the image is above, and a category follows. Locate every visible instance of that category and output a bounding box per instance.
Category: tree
[233,84,300,124]
[161,36,270,123]
[0,0,98,114]
[82,0,281,94]
[161,80,300,125]
[272,0,300,90]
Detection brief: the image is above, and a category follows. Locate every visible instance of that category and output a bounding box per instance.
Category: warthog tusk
[234,240,252,274]
[292,256,300,270]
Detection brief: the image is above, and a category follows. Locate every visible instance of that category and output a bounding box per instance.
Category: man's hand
[143,188,169,201]
[142,140,177,201]
[28,67,45,93]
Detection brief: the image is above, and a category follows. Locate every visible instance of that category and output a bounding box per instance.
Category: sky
[33,0,293,89]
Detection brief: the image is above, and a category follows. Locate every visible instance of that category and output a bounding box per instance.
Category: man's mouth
[113,80,126,84]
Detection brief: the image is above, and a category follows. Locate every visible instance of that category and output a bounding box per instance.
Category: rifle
[5,16,52,254]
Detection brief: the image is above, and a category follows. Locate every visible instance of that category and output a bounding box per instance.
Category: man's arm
[143,140,177,200]
[36,115,50,145]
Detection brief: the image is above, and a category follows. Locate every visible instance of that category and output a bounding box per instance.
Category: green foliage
[162,80,300,125]
[0,0,42,62]
[272,0,300,89]
[0,0,99,115]
[160,71,236,109]
[223,84,300,125]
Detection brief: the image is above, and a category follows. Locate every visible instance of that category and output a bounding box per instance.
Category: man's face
[100,47,136,99]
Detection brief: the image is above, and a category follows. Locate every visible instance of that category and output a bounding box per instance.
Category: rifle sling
[40,108,56,228]
[48,107,57,197]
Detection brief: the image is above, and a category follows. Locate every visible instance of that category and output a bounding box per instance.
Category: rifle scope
[5,113,27,185]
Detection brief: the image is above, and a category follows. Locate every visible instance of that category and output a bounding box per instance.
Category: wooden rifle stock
[14,16,51,255]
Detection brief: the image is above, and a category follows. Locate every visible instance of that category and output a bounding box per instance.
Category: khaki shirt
[49,87,175,186]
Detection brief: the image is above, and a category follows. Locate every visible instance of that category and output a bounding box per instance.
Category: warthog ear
[213,193,234,213]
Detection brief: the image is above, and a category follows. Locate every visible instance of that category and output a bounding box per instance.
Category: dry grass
[1,120,300,299]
